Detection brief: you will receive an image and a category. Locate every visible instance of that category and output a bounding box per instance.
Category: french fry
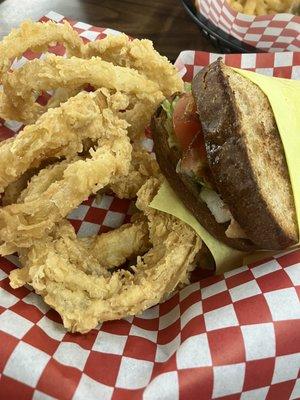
[227,0,299,15]
[244,0,257,14]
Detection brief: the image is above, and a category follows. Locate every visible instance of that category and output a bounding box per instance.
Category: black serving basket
[181,0,260,53]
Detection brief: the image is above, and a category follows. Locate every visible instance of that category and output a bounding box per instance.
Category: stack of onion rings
[10,178,201,333]
[0,20,201,333]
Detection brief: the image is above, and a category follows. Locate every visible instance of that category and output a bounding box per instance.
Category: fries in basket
[228,0,300,15]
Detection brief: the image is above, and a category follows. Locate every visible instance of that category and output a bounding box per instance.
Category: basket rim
[181,0,260,53]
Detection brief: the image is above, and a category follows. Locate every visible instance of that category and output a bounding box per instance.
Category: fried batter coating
[103,88,165,140]
[0,119,132,254]
[2,21,196,334]
[80,217,151,269]
[83,34,184,97]
[120,99,161,139]
[3,55,163,111]
[3,168,41,206]
[2,155,73,206]
[110,149,160,199]
[9,178,201,333]
[16,161,71,203]
[14,217,150,287]
[0,90,117,193]
[0,91,44,124]
[10,160,151,267]
[0,20,83,79]
[13,147,158,203]
[46,87,84,110]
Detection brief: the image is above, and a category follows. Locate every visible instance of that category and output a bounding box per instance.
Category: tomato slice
[173,92,214,187]
[172,92,206,159]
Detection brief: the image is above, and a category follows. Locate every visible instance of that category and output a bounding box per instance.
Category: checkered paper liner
[195,0,300,52]
[0,11,299,400]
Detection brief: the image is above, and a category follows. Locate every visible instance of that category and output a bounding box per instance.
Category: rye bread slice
[193,59,298,250]
[151,101,256,252]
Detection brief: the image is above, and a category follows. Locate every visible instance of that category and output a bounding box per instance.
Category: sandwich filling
[162,90,247,240]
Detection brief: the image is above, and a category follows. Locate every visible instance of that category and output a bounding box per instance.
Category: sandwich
[151,59,298,251]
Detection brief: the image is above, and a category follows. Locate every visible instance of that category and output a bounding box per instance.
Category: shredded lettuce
[161,96,180,121]
[162,97,179,148]
[161,82,192,148]
[161,81,192,148]
[184,82,192,92]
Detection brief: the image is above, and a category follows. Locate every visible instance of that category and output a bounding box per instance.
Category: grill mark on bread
[193,59,298,249]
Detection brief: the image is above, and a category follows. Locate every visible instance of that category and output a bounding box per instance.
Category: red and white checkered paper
[0,11,299,400]
[195,0,300,52]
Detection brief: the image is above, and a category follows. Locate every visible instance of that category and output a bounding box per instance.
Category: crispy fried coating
[102,88,165,140]
[9,178,201,333]
[46,87,84,110]
[80,217,151,269]
[14,164,151,268]
[13,147,159,203]
[120,99,161,139]
[2,169,40,206]
[0,90,115,193]
[83,33,184,97]
[16,161,71,203]
[110,149,160,199]
[0,117,132,254]
[2,157,71,206]
[1,26,183,137]
[14,217,150,286]
[0,91,44,123]
[0,20,83,79]
[2,21,194,333]
[3,55,163,110]
[83,34,184,138]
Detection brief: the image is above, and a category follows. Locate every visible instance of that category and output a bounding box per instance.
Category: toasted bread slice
[193,59,298,250]
[151,100,256,252]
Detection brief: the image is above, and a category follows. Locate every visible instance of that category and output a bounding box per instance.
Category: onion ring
[0,20,83,80]
[2,160,60,206]
[103,88,164,140]
[9,178,201,333]
[79,216,151,269]
[120,99,161,139]
[0,89,115,193]
[3,55,163,111]
[4,157,151,262]
[110,149,160,199]
[0,111,132,254]
[12,147,159,203]
[13,216,150,285]
[16,161,72,204]
[0,91,44,124]
[1,20,196,334]
[83,33,184,96]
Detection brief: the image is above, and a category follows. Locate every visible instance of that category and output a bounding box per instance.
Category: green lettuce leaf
[161,96,180,148]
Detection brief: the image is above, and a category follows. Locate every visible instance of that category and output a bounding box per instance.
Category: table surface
[0,0,215,62]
